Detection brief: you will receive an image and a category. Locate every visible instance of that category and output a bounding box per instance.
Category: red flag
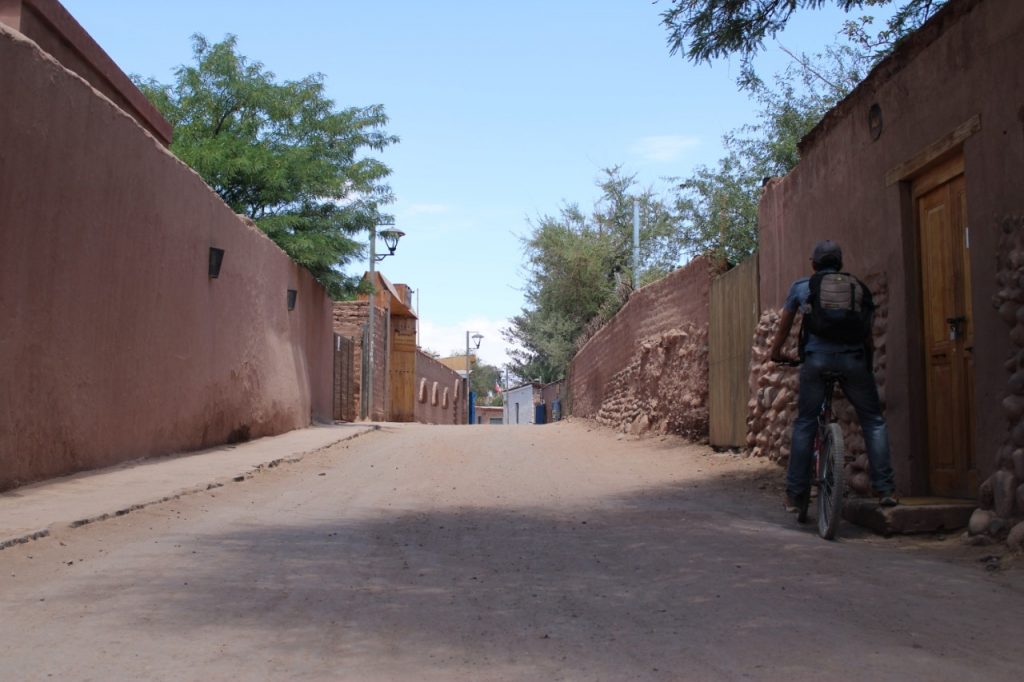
[495,380,502,393]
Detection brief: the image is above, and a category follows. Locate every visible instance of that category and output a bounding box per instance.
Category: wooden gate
[333,334,356,422]
[709,255,760,447]
[389,317,417,422]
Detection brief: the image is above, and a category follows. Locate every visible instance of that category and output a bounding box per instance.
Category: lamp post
[465,331,483,424]
[363,223,405,420]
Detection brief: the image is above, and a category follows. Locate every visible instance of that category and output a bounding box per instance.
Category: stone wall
[746,273,889,498]
[970,216,1024,550]
[568,257,713,439]
[594,323,709,439]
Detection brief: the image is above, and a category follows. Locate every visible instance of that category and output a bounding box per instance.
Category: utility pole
[633,197,640,288]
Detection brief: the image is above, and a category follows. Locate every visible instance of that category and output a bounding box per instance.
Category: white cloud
[628,135,700,162]
[417,316,519,371]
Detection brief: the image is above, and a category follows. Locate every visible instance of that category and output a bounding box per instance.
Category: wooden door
[916,157,975,497]
[389,317,417,422]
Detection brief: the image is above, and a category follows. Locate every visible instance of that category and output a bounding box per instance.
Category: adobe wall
[414,351,465,425]
[568,256,713,438]
[0,0,171,144]
[0,25,333,490]
[755,0,1024,494]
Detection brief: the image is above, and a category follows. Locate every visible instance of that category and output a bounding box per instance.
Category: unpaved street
[1,422,1021,681]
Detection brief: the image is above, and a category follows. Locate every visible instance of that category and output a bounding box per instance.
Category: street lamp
[363,221,405,420]
[465,331,483,424]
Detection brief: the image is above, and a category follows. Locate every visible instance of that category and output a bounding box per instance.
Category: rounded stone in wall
[431,382,439,406]
[418,378,428,403]
[968,508,994,536]
[993,470,1020,518]
[442,387,449,409]
[1013,449,1024,479]
[1008,520,1024,553]
[849,471,871,496]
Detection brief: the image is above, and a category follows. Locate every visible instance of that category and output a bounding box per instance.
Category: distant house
[475,405,504,425]
[438,353,476,379]
[504,383,543,425]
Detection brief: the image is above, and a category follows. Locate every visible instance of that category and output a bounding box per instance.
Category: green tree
[504,168,679,383]
[470,363,505,406]
[136,35,398,298]
[660,0,947,63]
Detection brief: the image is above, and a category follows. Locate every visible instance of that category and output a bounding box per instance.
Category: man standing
[768,240,898,515]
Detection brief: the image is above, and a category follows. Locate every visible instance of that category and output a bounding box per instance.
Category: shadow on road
[75,469,1021,679]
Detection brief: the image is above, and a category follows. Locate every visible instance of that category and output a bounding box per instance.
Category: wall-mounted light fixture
[209,247,225,278]
[287,289,297,311]
[868,103,883,141]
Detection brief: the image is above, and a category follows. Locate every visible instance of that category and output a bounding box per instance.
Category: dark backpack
[800,271,875,349]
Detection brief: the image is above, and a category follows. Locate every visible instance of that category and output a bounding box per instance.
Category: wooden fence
[709,255,760,447]
[333,334,356,422]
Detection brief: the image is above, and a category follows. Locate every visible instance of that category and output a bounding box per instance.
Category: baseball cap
[810,240,842,266]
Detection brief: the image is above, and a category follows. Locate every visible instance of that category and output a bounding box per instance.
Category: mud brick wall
[415,351,465,425]
[332,301,388,421]
[541,382,564,422]
[746,273,889,497]
[568,256,713,438]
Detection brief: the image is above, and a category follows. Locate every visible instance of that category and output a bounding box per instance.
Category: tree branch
[778,43,844,94]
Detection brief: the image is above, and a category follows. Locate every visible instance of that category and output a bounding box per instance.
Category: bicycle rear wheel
[817,423,846,540]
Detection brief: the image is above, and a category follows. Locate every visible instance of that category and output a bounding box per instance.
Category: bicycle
[777,360,846,540]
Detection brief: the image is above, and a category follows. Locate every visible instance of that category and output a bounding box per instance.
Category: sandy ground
[0,421,1021,681]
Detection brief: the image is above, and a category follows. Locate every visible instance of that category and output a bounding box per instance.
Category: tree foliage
[504,168,680,383]
[660,0,948,63]
[136,35,398,298]
[470,363,505,406]
[672,41,873,264]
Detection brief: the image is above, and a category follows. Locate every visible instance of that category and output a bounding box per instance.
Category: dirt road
[1,422,1021,681]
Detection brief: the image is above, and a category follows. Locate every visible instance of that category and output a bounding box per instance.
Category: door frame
[913,152,974,493]
[889,115,981,497]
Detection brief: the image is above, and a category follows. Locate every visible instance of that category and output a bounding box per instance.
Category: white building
[504,382,542,425]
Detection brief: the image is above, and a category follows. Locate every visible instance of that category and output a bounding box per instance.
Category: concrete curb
[0,424,378,550]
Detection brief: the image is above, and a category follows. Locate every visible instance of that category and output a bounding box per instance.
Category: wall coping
[0,0,172,145]
[798,0,983,156]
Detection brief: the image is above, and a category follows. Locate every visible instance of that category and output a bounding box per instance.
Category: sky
[60,0,872,370]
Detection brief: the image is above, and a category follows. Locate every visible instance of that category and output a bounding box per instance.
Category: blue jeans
[786,351,895,498]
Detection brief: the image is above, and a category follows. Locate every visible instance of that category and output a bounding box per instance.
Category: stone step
[843,496,976,535]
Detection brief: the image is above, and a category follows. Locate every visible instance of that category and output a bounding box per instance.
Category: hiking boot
[878,491,899,507]
[784,492,810,522]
